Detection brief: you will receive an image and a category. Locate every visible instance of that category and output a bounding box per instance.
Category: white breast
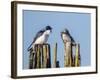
[34,30,50,44]
[34,35,45,44]
[62,34,71,42]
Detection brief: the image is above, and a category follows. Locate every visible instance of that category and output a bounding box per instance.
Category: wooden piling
[29,42,81,68]
[75,43,80,67]
[29,44,51,69]
[69,42,72,67]
[53,43,57,68]
[40,45,43,68]
[43,45,47,68]
[46,45,51,68]
[64,42,72,67]
[36,45,40,68]
[29,48,36,69]
[64,43,68,67]
[29,52,34,69]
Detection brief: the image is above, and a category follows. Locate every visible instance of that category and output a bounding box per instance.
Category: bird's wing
[27,29,45,51]
[70,35,75,42]
[33,30,45,43]
[67,31,75,42]
[61,32,64,42]
[61,33,63,39]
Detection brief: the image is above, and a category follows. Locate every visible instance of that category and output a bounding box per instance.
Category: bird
[61,28,75,44]
[27,26,52,52]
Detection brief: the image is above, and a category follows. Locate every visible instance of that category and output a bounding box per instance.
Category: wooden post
[68,42,73,67]
[53,43,57,68]
[43,45,47,68]
[29,52,34,69]
[64,43,68,67]
[64,42,72,67]
[29,48,36,69]
[40,45,43,68]
[46,45,51,68]
[29,44,51,69]
[71,45,75,67]
[36,45,40,68]
[75,43,80,67]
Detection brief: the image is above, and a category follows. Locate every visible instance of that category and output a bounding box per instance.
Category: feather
[67,31,75,42]
[27,29,45,51]
[61,29,75,43]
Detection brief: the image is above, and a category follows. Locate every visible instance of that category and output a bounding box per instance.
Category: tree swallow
[61,28,75,43]
[27,26,52,52]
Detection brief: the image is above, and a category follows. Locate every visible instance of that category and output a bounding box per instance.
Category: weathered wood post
[75,43,80,67]
[64,41,80,67]
[36,45,42,68]
[64,43,68,67]
[29,48,37,69]
[43,45,47,68]
[29,50,34,69]
[64,42,73,67]
[42,44,51,68]
[40,45,43,68]
[29,44,51,69]
[69,42,73,67]
[53,43,57,68]
[46,44,51,68]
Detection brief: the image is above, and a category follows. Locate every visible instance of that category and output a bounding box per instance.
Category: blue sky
[23,10,91,69]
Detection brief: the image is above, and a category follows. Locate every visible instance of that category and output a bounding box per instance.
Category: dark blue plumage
[27,26,52,51]
[61,28,75,43]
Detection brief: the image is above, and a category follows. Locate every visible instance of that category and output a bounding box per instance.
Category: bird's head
[45,25,52,34]
[45,26,52,32]
[61,28,69,34]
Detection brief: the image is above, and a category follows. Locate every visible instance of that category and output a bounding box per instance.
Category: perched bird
[27,26,52,52]
[61,28,75,43]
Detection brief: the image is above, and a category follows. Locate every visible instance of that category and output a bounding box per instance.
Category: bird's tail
[27,41,34,51]
[27,44,36,54]
[27,45,32,51]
